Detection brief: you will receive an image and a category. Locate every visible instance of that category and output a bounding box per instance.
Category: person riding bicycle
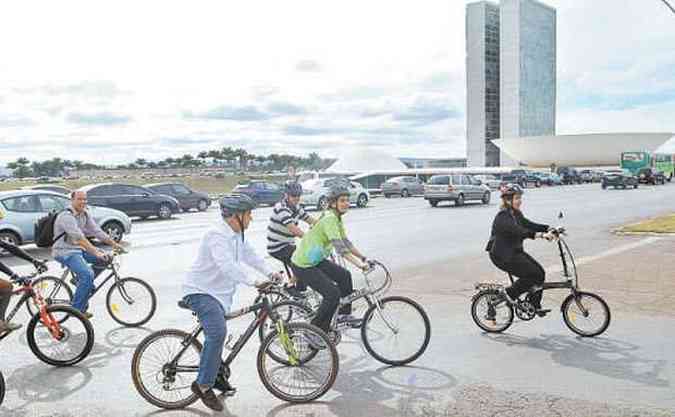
[267,181,316,295]
[52,190,124,318]
[291,183,370,338]
[0,209,47,333]
[182,194,281,412]
[485,184,556,317]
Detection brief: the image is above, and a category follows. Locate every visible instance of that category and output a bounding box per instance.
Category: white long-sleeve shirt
[183,222,272,312]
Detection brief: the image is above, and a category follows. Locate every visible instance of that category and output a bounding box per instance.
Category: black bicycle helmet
[500,183,525,198]
[219,194,257,218]
[327,184,350,202]
[284,181,303,197]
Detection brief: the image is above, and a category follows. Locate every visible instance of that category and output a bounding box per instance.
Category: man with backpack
[51,190,124,317]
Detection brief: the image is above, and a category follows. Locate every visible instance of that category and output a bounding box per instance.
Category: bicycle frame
[0,277,63,342]
[168,294,295,378]
[57,257,136,304]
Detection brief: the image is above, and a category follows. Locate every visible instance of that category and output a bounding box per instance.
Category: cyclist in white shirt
[182,194,281,411]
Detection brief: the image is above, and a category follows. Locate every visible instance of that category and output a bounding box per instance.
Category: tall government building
[466,0,556,167]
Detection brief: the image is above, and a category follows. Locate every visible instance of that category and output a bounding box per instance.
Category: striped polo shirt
[267,199,310,254]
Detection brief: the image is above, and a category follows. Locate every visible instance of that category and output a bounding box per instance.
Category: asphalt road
[1,183,674,417]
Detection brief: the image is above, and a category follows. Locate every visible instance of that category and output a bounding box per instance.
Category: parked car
[232,181,284,206]
[473,174,503,190]
[579,169,595,183]
[601,169,638,189]
[557,167,583,185]
[637,168,666,185]
[21,185,72,195]
[301,178,370,210]
[500,169,542,188]
[534,172,562,186]
[145,183,211,212]
[382,176,425,198]
[424,174,491,207]
[591,171,605,183]
[0,190,132,248]
[79,183,180,220]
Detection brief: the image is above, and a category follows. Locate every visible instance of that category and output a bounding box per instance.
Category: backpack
[34,210,68,248]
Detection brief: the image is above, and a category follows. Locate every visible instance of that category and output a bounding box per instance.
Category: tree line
[5,147,331,178]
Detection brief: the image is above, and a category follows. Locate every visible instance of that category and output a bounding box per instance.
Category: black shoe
[191,382,224,412]
[535,308,551,317]
[213,375,237,397]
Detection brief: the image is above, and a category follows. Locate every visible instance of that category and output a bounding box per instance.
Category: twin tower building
[466,0,556,167]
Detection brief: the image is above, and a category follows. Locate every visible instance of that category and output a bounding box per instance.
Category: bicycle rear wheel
[361,296,431,366]
[562,291,611,337]
[26,305,94,367]
[131,329,202,409]
[106,277,157,327]
[471,289,514,334]
[26,276,73,320]
[258,322,338,403]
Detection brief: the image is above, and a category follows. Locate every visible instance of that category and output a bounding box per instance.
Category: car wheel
[455,194,465,206]
[0,231,21,256]
[482,192,491,205]
[384,193,391,199]
[634,183,638,189]
[357,194,368,208]
[102,221,124,243]
[157,203,173,220]
[428,200,438,208]
[318,196,329,211]
[197,199,209,212]
[401,189,410,198]
[535,180,541,188]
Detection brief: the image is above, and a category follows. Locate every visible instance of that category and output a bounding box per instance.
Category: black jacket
[485,208,549,262]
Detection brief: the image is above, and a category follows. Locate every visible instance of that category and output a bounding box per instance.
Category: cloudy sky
[1,0,674,165]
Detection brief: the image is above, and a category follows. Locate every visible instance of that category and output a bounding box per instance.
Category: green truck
[621,151,673,181]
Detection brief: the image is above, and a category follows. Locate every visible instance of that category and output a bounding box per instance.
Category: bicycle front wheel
[0,370,5,406]
[106,277,157,327]
[562,291,611,337]
[258,300,313,343]
[258,322,338,403]
[26,305,94,367]
[361,296,431,366]
[131,329,202,409]
[26,276,73,319]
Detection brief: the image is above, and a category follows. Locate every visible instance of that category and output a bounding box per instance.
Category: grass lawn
[619,213,675,234]
[0,175,281,195]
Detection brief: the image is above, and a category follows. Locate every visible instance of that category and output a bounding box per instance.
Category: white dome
[325,148,407,174]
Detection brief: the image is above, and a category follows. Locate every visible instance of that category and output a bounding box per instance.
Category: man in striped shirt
[267,182,316,291]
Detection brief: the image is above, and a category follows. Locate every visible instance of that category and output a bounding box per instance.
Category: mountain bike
[28,248,156,327]
[131,280,339,408]
[260,260,431,366]
[0,272,94,366]
[471,224,611,337]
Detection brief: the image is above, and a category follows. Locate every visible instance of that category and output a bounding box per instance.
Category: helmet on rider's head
[327,184,350,202]
[500,183,525,199]
[219,194,257,219]
[284,181,303,197]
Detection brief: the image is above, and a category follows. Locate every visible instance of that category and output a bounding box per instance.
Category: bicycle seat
[177,300,191,310]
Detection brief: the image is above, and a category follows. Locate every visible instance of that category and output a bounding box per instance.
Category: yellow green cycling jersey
[291,210,346,268]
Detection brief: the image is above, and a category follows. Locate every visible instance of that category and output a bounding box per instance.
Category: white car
[300,178,370,210]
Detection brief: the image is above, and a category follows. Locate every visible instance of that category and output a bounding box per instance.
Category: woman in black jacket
[486,184,554,316]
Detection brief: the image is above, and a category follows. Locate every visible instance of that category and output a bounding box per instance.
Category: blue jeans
[183,294,227,387]
[55,251,105,312]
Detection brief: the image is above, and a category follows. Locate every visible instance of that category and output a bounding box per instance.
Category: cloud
[267,102,307,116]
[0,113,35,127]
[15,81,127,99]
[295,59,322,72]
[184,105,270,121]
[66,112,133,126]
[392,99,461,125]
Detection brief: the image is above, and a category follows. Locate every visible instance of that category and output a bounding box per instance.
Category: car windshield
[429,176,449,185]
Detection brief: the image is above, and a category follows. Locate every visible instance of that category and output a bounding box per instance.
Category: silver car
[301,178,370,210]
[424,174,492,207]
[382,176,425,198]
[472,174,503,190]
[0,190,132,248]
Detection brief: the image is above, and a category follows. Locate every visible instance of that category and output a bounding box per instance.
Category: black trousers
[291,260,354,332]
[269,245,306,291]
[490,251,545,308]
